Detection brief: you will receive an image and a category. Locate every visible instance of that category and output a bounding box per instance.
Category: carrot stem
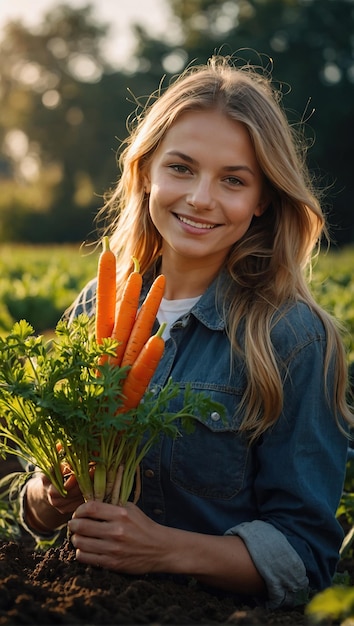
[133,465,141,504]
[111,463,124,506]
[93,462,106,501]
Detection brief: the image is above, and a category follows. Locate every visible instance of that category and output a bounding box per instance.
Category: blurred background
[0,0,353,246]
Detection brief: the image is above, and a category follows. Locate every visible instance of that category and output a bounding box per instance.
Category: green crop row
[311,246,354,366]
[0,244,353,364]
[0,244,98,334]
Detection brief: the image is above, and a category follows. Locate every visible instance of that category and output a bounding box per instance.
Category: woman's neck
[160,255,222,300]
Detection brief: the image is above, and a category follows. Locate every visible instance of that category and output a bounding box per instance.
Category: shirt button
[153,508,163,516]
[144,469,155,478]
[210,411,220,421]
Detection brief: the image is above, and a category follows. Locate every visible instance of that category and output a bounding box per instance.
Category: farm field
[0,243,98,335]
[1,243,353,362]
[311,246,354,365]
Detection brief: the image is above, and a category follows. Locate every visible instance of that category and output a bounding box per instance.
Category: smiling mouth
[175,214,218,230]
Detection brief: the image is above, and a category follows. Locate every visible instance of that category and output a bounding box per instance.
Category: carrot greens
[0,315,224,506]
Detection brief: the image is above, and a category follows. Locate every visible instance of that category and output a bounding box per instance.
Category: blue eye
[170,164,190,174]
[225,176,242,186]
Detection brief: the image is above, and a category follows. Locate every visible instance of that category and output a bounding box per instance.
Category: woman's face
[144,109,268,270]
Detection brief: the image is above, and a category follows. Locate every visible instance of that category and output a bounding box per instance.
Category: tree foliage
[0,0,353,244]
[0,4,131,242]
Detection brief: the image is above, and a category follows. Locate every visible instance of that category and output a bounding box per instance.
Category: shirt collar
[141,267,228,333]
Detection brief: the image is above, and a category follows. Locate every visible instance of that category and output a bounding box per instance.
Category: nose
[187,177,215,211]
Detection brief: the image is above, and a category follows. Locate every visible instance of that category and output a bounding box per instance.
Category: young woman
[22,54,353,609]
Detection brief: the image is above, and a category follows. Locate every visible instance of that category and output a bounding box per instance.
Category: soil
[0,458,348,626]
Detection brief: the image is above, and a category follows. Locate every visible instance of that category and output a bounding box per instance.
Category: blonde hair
[97,54,353,438]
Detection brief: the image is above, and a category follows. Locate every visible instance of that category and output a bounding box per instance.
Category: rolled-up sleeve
[18,474,63,544]
[225,520,309,608]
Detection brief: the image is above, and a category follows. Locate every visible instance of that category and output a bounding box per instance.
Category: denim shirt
[64,271,348,608]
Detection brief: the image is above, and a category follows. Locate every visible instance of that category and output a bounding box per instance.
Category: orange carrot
[120,273,166,368]
[109,257,143,367]
[95,236,116,344]
[56,443,77,490]
[62,469,77,491]
[118,323,166,412]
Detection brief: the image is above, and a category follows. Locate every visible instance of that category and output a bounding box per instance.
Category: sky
[0,0,172,68]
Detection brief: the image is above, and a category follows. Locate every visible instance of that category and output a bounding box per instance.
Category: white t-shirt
[158,295,201,340]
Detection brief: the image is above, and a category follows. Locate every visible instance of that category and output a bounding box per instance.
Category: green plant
[0,315,224,506]
[0,244,98,334]
[0,473,23,541]
[306,585,354,624]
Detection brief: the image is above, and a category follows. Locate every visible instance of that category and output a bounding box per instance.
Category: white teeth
[177,215,215,229]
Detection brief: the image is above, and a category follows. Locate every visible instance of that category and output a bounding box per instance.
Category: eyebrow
[165,150,256,176]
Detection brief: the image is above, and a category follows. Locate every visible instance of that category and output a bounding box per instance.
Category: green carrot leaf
[0,314,225,505]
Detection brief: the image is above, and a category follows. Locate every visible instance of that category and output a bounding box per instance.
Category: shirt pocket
[169,387,249,500]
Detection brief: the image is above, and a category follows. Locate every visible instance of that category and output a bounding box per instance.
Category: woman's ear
[254,184,272,217]
[254,196,270,217]
[143,173,151,194]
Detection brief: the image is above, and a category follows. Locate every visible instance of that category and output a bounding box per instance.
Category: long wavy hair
[96,54,353,438]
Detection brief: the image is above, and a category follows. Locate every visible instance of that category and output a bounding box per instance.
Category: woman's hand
[45,471,84,515]
[25,471,84,533]
[67,500,266,597]
[68,501,164,574]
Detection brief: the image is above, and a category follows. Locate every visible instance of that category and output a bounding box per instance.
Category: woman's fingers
[71,499,118,521]
[46,476,83,513]
[67,502,165,574]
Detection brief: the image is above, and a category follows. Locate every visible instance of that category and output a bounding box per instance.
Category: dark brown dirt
[0,538,309,626]
[0,458,341,625]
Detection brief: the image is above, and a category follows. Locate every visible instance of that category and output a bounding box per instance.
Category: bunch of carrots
[95,236,166,412]
[65,236,167,504]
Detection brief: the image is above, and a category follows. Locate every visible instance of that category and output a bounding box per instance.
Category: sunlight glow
[67,53,103,83]
[42,89,61,108]
[0,0,172,69]
[3,129,29,160]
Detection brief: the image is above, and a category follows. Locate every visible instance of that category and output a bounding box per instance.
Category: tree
[0,4,131,242]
